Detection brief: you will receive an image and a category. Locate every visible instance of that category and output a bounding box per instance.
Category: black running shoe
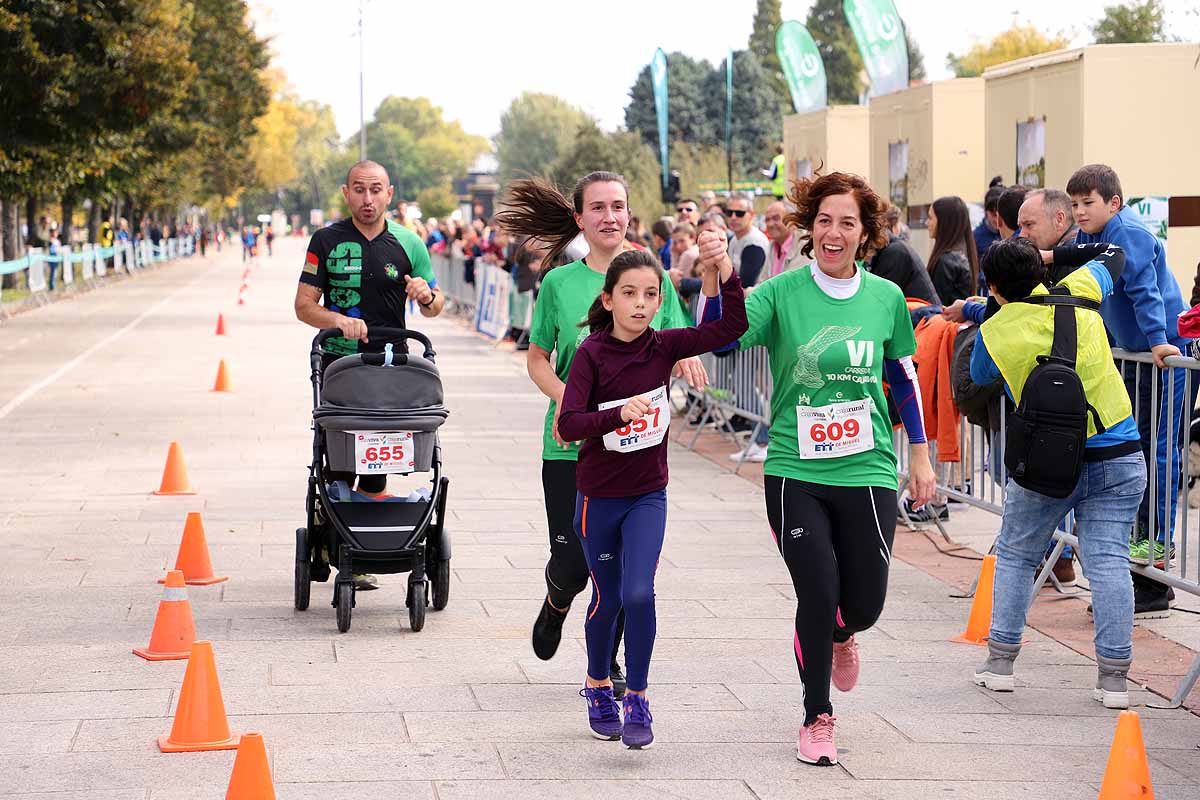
[532,597,569,661]
[609,661,627,700]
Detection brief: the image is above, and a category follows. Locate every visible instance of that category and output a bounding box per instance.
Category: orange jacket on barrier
[913,314,961,463]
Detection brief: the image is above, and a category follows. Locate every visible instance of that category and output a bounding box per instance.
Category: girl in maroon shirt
[556,232,746,748]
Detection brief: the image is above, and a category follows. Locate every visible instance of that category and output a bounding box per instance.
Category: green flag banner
[651,48,669,189]
[775,21,827,113]
[843,0,908,98]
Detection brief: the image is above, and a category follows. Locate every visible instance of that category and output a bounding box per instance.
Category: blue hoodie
[1076,205,1187,350]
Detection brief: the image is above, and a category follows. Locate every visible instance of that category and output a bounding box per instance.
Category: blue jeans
[991,453,1146,660]
[988,439,1072,558]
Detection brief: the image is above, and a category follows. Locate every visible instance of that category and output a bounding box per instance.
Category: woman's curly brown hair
[784,171,890,260]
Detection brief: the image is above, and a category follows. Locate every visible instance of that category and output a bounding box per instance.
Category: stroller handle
[312,327,436,360]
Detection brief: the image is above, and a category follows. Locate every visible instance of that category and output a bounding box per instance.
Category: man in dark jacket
[866,232,938,304]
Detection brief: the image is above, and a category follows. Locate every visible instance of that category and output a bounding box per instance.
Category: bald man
[294,161,445,570]
[295,159,444,367]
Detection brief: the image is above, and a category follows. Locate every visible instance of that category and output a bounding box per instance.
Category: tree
[703,51,784,178]
[0,0,196,260]
[748,0,791,113]
[624,52,720,152]
[549,122,661,220]
[948,24,1070,77]
[1092,0,1166,43]
[806,0,865,104]
[495,93,592,184]
[905,23,926,83]
[350,96,487,206]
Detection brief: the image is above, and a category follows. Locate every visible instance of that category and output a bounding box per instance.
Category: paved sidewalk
[0,238,1197,798]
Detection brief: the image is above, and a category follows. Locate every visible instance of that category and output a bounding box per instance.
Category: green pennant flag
[843,0,909,98]
[775,21,827,113]
[651,48,669,189]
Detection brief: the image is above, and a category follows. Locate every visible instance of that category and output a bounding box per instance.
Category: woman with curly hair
[718,172,936,764]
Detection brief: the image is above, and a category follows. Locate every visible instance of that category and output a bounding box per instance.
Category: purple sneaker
[621,692,654,749]
[581,686,622,740]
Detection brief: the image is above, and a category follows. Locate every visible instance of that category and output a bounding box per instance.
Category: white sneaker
[729,443,768,463]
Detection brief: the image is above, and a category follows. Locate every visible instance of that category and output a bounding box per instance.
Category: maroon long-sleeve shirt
[557,272,747,497]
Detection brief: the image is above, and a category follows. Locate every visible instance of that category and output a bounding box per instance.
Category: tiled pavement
[0,238,1196,798]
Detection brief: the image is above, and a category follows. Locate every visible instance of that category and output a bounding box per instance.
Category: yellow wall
[929,79,986,203]
[869,79,984,260]
[782,106,870,181]
[984,49,1084,190]
[984,43,1200,295]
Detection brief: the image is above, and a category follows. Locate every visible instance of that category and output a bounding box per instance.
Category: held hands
[620,395,652,424]
[696,230,729,273]
[337,315,368,342]
[404,275,434,306]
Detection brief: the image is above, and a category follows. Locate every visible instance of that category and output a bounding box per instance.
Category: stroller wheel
[294,528,311,611]
[335,582,354,633]
[431,558,450,611]
[408,579,427,632]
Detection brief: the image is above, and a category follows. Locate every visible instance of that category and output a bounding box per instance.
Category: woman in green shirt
[495,172,702,702]
[724,172,935,765]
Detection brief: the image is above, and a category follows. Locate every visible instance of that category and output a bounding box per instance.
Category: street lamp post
[355,0,364,163]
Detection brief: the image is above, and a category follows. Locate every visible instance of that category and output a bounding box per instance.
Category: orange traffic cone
[1099,710,1154,798]
[951,554,996,645]
[133,570,197,661]
[157,640,240,753]
[215,313,227,336]
[154,441,196,496]
[225,732,276,799]
[158,512,228,586]
[236,290,245,306]
[212,360,233,393]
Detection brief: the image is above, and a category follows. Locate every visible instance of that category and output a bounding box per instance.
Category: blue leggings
[573,490,667,693]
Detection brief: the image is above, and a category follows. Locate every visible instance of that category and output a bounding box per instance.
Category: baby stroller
[297,327,451,633]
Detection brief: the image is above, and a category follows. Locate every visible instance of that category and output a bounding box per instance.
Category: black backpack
[1003,286,1104,498]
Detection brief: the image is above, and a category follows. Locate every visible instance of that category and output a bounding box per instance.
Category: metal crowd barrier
[894,349,1200,709]
[430,252,534,346]
[1,237,195,306]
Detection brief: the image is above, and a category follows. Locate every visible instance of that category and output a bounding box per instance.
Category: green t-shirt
[738,265,916,489]
[529,258,692,461]
[300,219,435,356]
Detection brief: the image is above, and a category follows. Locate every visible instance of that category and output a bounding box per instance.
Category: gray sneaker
[973,640,1020,692]
[1094,655,1131,709]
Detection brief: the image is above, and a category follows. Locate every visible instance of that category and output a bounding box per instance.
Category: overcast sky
[251,0,1199,141]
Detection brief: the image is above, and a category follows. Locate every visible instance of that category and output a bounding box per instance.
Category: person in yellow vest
[762,144,786,200]
[964,237,1145,709]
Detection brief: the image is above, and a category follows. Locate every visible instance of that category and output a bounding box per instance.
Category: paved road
[0,237,1197,798]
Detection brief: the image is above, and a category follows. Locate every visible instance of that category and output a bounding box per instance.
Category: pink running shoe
[831,635,860,692]
[797,714,837,765]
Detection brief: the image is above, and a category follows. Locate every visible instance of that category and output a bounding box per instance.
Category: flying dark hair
[982,237,1046,301]
[785,171,888,260]
[492,172,630,267]
[928,195,979,295]
[582,249,663,333]
[1066,163,1124,207]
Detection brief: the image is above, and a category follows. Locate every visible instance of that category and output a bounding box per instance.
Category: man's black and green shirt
[300,218,436,356]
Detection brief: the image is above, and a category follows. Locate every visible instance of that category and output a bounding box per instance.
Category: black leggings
[763,476,896,724]
[542,460,624,663]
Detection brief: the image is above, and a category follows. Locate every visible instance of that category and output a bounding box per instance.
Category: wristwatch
[419,289,438,308]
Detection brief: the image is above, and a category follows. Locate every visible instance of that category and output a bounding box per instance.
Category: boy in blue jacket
[1067,164,1191,617]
